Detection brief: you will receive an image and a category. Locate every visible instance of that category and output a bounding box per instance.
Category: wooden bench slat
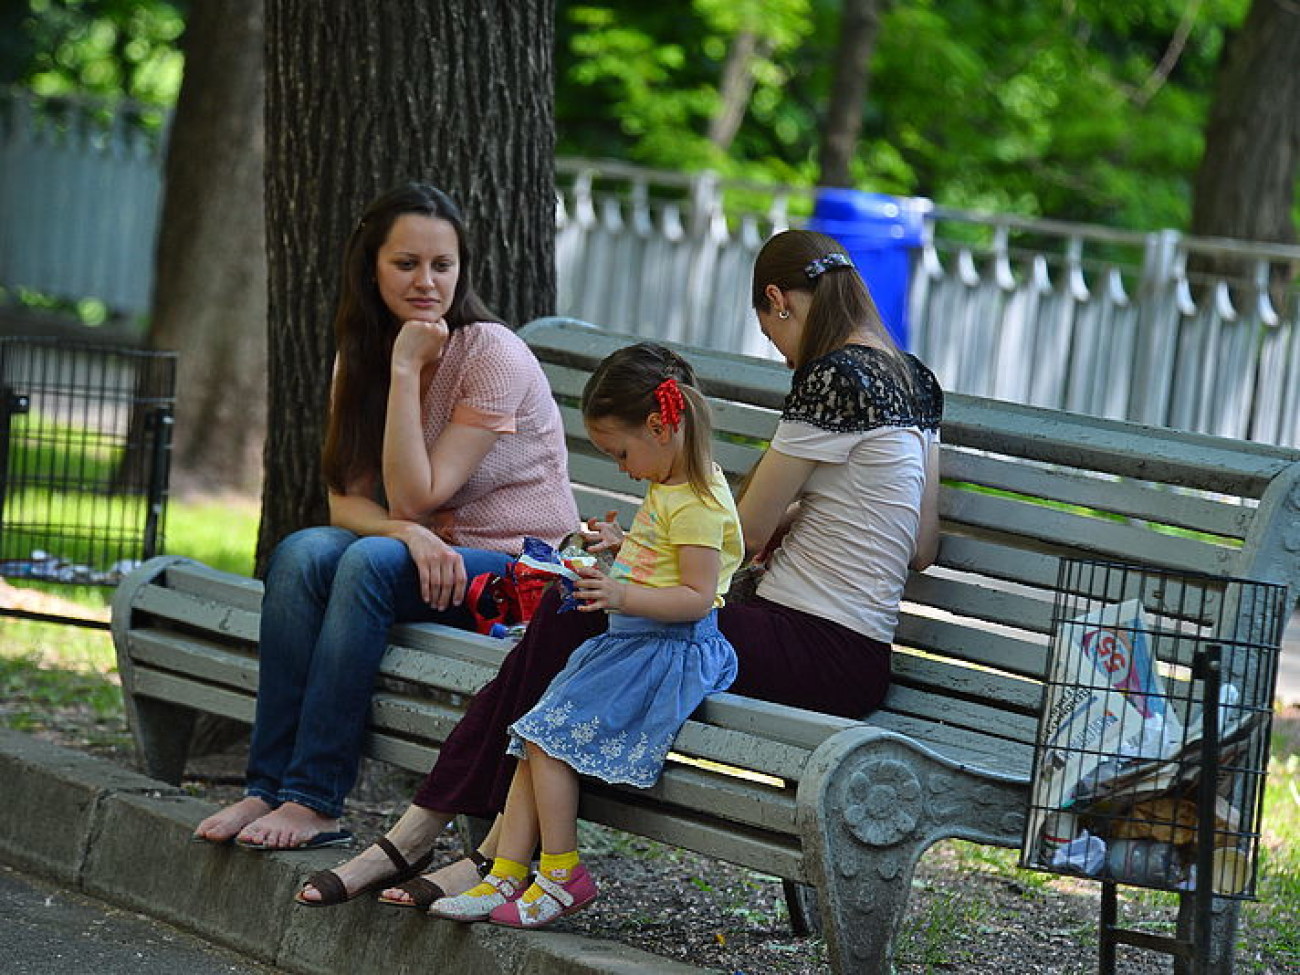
[894,613,1047,679]
[360,734,439,776]
[936,535,1062,589]
[880,685,1040,746]
[524,320,791,411]
[576,789,807,881]
[131,583,262,643]
[904,573,1056,634]
[890,652,1043,714]
[942,449,1257,540]
[669,722,810,782]
[133,668,255,722]
[566,450,645,501]
[378,644,499,695]
[941,486,1240,577]
[160,560,265,612]
[572,488,641,525]
[943,390,1298,495]
[387,624,512,666]
[695,693,859,749]
[864,712,1034,778]
[610,762,798,834]
[368,695,468,747]
[128,629,257,690]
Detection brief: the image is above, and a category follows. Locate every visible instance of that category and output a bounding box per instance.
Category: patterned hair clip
[804,252,854,281]
[654,377,686,431]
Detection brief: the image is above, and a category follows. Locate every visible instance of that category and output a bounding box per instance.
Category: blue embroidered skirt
[507,611,737,788]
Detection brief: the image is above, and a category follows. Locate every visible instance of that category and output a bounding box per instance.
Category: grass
[1,490,260,733]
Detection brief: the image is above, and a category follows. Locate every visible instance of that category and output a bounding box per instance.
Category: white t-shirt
[756,345,943,642]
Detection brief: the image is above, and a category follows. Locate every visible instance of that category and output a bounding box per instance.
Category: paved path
[0,863,278,975]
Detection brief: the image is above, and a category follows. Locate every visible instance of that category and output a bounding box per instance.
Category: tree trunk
[709,30,767,152]
[817,0,882,188]
[259,1,556,570]
[147,0,267,495]
[1189,0,1300,291]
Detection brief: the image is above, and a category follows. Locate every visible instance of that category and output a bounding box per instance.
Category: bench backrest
[520,317,1300,778]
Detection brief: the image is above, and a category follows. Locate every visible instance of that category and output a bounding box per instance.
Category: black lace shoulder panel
[781,346,943,434]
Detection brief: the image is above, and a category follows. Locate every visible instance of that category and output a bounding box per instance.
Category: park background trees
[4,0,1298,519]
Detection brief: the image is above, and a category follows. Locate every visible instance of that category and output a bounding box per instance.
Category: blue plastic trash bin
[805,188,927,350]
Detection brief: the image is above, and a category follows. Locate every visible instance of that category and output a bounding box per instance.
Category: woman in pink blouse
[191,182,576,864]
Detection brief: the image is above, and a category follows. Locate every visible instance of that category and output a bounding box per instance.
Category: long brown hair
[751,228,906,371]
[321,182,499,493]
[581,343,718,505]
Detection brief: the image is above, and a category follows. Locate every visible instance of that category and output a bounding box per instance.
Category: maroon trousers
[412,585,891,817]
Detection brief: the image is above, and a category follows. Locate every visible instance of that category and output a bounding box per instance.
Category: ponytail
[582,343,719,506]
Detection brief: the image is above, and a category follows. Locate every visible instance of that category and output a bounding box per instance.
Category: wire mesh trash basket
[1023,559,1288,971]
[0,336,176,592]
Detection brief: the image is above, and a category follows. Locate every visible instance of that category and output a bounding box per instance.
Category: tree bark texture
[1190,0,1300,285]
[817,0,882,188]
[148,0,267,494]
[259,1,556,569]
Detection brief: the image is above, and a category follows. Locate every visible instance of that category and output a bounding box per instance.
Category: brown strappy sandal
[376,848,492,909]
[294,836,435,907]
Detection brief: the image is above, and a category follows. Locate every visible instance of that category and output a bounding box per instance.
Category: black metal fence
[0,337,175,607]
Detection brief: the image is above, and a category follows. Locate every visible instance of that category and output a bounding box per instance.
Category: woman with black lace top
[296,227,945,909]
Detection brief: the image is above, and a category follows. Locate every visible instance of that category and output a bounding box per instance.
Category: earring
[777,309,791,320]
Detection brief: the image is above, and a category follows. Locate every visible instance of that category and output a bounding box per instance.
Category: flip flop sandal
[237,829,355,852]
[376,848,492,909]
[294,836,436,908]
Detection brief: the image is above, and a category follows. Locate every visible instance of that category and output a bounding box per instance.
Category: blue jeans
[244,526,512,818]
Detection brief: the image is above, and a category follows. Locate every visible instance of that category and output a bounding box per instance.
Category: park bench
[111,316,1300,974]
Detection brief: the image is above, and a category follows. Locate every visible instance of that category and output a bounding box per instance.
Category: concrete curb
[0,729,709,974]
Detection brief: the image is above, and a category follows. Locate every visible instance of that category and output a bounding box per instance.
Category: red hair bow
[655,378,686,431]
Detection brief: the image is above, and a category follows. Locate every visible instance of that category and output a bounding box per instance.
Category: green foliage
[557,0,818,180]
[3,0,185,105]
[554,0,1257,231]
[6,0,1276,234]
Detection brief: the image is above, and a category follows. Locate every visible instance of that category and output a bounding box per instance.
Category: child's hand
[572,564,625,613]
[581,509,623,554]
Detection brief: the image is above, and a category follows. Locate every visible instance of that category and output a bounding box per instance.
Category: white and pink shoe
[489,865,599,929]
[427,872,525,922]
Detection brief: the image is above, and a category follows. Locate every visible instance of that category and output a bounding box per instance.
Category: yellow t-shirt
[610,464,742,608]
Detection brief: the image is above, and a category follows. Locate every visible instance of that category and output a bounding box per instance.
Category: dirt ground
[7,581,1297,974]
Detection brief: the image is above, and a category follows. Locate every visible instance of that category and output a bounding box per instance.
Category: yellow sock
[523,849,580,904]
[464,856,528,898]
[540,849,580,879]
[490,856,529,882]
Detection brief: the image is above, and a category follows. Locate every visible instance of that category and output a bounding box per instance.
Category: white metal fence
[0,92,167,318]
[4,90,1299,447]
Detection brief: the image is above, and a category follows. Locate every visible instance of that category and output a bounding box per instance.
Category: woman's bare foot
[379,855,485,906]
[193,796,274,843]
[236,801,338,850]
